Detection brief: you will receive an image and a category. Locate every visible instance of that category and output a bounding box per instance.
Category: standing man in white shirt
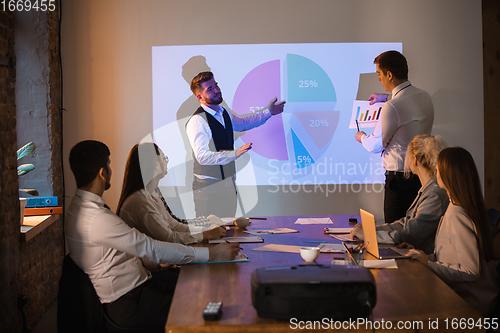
[66,140,239,329]
[355,51,434,224]
[186,71,286,217]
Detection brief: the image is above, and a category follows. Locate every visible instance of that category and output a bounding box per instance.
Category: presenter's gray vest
[191,107,235,179]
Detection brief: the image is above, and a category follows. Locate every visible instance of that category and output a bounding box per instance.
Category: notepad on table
[245,228,299,235]
[323,227,353,234]
[190,252,250,264]
[208,236,263,244]
[317,243,344,253]
[329,234,362,242]
[252,244,303,253]
[295,217,333,224]
[252,243,341,254]
[363,259,398,269]
[332,258,398,269]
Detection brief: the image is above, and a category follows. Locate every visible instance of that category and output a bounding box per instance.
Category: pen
[354,243,362,253]
[356,120,360,131]
[360,242,368,253]
[342,242,357,265]
[249,217,267,220]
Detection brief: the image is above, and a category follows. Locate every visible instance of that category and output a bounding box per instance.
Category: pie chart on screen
[232,54,339,170]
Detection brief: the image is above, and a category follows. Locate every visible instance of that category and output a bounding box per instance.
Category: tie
[216,109,225,127]
[154,187,188,224]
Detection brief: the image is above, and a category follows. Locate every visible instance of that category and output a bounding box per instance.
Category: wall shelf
[20,214,59,242]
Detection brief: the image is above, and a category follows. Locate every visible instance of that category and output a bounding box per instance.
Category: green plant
[17,142,39,196]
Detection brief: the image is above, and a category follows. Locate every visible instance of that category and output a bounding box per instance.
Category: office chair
[487,210,500,333]
[488,208,500,230]
[57,255,163,333]
[488,209,500,258]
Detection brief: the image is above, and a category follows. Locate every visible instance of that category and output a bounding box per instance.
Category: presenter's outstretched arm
[267,97,286,115]
[236,143,252,158]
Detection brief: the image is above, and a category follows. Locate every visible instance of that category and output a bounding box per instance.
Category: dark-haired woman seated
[407,147,498,316]
[117,143,225,244]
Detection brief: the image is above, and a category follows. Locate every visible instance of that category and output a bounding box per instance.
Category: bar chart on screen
[349,100,385,129]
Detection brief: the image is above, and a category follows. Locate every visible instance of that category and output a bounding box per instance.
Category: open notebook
[189,253,250,264]
[208,236,263,244]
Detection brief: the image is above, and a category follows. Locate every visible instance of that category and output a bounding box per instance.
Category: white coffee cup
[300,247,320,262]
[233,217,250,229]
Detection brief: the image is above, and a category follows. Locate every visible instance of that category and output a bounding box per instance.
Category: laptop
[360,209,410,260]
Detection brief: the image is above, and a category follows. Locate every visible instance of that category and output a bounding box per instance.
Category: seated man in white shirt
[66,140,239,329]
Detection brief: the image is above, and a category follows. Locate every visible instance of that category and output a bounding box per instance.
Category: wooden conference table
[165,215,484,333]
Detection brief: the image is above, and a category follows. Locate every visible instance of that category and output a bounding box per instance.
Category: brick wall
[17,8,64,331]
[0,10,22,333]
[0,8,64,333]
[19,219,64,330]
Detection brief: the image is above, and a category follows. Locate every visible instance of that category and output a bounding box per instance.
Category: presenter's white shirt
[186,104,271,179]
[361,81,434,171]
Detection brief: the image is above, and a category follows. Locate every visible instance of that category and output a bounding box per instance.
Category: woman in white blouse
[407,147,498,316]
[117,143,226,244]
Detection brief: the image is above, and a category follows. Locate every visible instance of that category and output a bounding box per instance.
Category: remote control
[203,301,222,321]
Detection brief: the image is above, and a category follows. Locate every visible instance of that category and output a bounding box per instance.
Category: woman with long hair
[408,147,498,315]
[351,135,449,254]
[117,142,225,244]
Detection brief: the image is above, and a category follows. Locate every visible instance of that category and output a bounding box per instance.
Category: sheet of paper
[301,239,327,244]
[295,217,333,224]
[252,244,303,253]
[329,234,361,242]
[190,252,250,264]
[323,227,353,234]
[362,259,398,269]
[318,243,345,253]
[220,217,235,225]
[332,259,398,269]
[208,236,263,244]
[220,217,251,226]
[244,228,299,235]
[363,259,398,269]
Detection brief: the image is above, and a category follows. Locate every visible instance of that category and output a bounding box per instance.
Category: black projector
[251,265,376,321]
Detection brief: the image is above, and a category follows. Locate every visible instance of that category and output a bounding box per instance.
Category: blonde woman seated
[117,143,225,244]
[351,135,449,254]
[407,147,498,316]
